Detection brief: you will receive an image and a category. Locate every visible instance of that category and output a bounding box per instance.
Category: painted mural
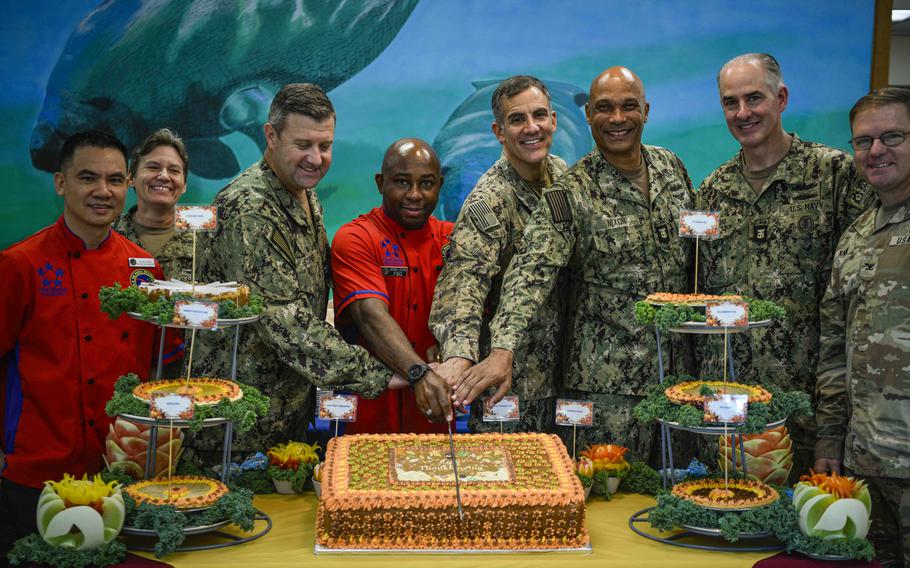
[1,1,874,249]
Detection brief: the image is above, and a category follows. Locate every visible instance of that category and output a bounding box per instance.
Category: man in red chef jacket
[0,131,167,558]
[331,139,453,433]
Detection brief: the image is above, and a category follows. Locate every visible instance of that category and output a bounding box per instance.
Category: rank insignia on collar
[751,223,769,243]
[655,223,670,243]
[544,188,572,223]
[467,201,500,232]
[860,260,877,278]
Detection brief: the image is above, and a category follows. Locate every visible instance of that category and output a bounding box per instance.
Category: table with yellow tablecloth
[134,492,780,567]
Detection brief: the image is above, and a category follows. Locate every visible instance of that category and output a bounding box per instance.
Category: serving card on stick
[483,395,519,433]
[175,205,217,231]
[679,210,720,294]
[555,399,594,460]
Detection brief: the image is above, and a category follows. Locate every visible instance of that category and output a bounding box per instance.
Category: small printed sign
[172,300,219,329]
[482,396,520,422]
[679,210,720,238]
[150,393,195,420]
[318,393,358,422]
[705,301,749,327]
[176,205,217,231]
[704,393,749,423]
[555,399,594,427]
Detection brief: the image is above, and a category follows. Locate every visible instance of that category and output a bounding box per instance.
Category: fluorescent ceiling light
[894,10,910,22]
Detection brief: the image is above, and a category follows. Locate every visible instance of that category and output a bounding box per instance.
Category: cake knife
[446,420,464,520]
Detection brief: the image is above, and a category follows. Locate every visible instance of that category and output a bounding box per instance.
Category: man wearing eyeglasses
[815,87,910,568]
[695,53,874,483]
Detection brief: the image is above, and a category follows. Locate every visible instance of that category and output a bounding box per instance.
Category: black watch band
[406,363,431,387]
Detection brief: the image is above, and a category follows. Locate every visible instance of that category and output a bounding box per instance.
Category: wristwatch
[406,363,431,388]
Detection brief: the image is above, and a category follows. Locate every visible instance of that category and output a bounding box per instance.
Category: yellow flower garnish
[46,474,120,510]
[268,441,321,469]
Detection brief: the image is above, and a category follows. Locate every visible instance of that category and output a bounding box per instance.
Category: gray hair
[718,53,785,93]
[130,128,188,178]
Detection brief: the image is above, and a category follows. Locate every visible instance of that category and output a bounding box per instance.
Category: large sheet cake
[316,433,589,550]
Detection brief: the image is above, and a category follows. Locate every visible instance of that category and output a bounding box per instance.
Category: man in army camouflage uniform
[113,128,195,282]
[696,54,873,480]
[429,76,568,433]
[195,84,451,454]
[815,87,910,568]
[455,67,694,462]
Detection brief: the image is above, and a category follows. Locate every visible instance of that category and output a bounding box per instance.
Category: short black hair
[268,83,335,135]
[58,130,128,172]
[850,87,910,126]
[491,75,551,125]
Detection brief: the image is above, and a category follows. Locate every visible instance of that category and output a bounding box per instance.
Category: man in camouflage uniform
[113,128,194,282]
[815,87,910,568]
[696,54,873,480]
[429,76,568,433]
[195,84,450,454]
[455,67,694,462]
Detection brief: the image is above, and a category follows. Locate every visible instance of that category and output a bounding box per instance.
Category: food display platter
[667,319,771,334]
[127,312,259,328]
[314,543,592,555]
[680,523,772,539]
[121,518,231,537]
[796,550,853,561]
[656,416,786,435]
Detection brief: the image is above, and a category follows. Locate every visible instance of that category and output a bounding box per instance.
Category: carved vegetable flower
[793,471,871,540]
[267,441,320,470]
[37,474,125,550]
[580,444,630,477]
[575,457,594,478]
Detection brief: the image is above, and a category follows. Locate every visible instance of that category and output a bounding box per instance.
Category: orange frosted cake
[315,433,589,550]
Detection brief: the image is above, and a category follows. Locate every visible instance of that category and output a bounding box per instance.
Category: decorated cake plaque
[391,446,514,483]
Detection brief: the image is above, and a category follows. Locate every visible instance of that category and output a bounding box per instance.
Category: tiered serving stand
[628,314,784,553]
[118,313,272,552]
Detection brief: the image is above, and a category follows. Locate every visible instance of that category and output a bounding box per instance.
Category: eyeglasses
[849,131,910,151]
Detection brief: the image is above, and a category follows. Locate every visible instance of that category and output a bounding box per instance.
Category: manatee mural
[29,0,418,180]
[432,79,592,221]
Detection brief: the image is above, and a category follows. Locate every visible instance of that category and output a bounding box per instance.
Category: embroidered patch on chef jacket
[130,269,155,286]
[544,189,572,223]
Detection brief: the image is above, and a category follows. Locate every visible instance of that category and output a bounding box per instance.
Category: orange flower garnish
[579,444,629,473]
[798,470,865,499]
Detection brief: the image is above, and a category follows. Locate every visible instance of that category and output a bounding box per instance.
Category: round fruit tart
[133,378,243,406]
[665,380,772,406]
[671,478,778,510]
[125,476,228,509]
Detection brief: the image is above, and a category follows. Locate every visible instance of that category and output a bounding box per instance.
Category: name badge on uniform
[381,266,408,277]
[889,235,910,246]
[751,223,769,243]
[129,257,156,268]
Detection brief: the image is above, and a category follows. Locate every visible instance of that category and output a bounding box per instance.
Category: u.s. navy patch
[130,269,155,286]
[752,223,769,243]
[890,234,910,246]
[544,189,572,223]
[846,184,870,210]
[467,201,500,233]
